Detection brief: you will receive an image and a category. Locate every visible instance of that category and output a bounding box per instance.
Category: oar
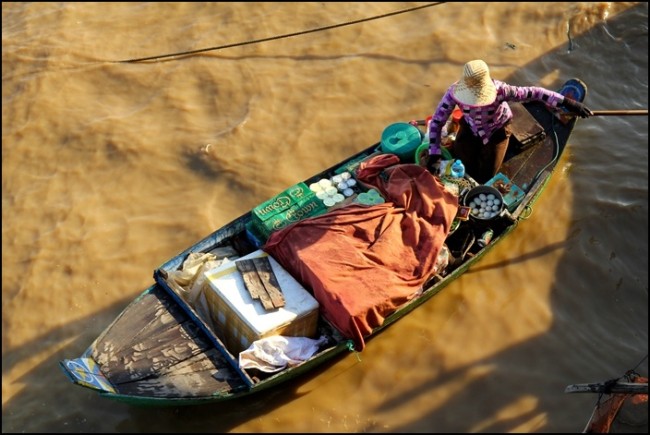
[411,109,647,125]
[590,109,647,116]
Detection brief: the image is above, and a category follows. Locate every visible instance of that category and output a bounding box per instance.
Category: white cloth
[239,335,328,373]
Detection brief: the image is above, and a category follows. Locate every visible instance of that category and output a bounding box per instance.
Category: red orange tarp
[264,154,459,350]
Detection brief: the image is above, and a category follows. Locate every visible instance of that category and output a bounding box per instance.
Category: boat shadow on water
[4,297,337,432]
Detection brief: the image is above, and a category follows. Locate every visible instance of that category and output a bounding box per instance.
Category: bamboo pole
[410,109,647,125]
[591,110,648,116]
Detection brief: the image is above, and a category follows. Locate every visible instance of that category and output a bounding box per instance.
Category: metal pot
[462,185,504,221]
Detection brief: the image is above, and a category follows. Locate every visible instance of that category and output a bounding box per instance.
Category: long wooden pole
[591,109,648,116]
[410,109,647,125]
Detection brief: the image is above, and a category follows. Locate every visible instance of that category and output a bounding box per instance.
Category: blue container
[380,123,422,163]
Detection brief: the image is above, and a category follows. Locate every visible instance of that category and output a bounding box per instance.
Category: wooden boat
[60,79,588,406]
[566,369,648,433]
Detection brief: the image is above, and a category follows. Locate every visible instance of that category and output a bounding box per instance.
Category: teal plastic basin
[380,123,422,162]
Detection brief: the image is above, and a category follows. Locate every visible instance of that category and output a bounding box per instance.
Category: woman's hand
[562,98,593,118]
[426,153,441,174]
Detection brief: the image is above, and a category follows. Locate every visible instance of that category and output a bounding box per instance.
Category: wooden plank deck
[91,286,246,398]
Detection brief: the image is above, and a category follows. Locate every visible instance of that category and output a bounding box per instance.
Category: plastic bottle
[450,159,465,178]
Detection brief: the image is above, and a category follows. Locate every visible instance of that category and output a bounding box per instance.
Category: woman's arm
[428,86,457,156]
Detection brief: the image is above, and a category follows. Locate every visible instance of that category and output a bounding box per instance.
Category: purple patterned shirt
[428,79,565,156]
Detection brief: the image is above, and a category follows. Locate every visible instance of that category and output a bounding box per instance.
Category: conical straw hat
[453,60,497,106]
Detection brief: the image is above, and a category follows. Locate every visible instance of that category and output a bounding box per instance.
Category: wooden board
[252,257,285,309]
[508,101,546,149]
[236,257,285,310]
[500,79,587,192]
[565,382,648,394]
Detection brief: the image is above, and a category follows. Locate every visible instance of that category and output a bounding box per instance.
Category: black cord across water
[117,2,445,63]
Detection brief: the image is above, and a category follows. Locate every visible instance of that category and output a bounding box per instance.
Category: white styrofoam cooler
[202,249,320,355]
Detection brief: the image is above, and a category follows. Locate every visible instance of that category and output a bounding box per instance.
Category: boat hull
[60,79,587,405]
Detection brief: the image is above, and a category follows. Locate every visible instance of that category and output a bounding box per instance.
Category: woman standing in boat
[425,59,593,183]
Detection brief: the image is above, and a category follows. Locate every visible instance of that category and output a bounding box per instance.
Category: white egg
[479,193,487,201]
[487,193,495,200]
[493,199,501,205]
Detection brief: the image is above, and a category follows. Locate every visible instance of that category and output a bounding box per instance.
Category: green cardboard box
[253,195,327,239]
[252,182,312,222]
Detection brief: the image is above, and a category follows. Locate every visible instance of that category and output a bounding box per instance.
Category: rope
[117,2,445,63]
[626,354,648,378]
[584,357,649,433]
[530,113,560,187]
[346,340,362,361]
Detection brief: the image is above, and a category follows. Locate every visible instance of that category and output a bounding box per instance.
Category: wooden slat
[236,257,285,310]
[508,101,546,149]
[236,259,262,300]
[565,382,648,395]
[236,259,275,310]
[252,257,285,308]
